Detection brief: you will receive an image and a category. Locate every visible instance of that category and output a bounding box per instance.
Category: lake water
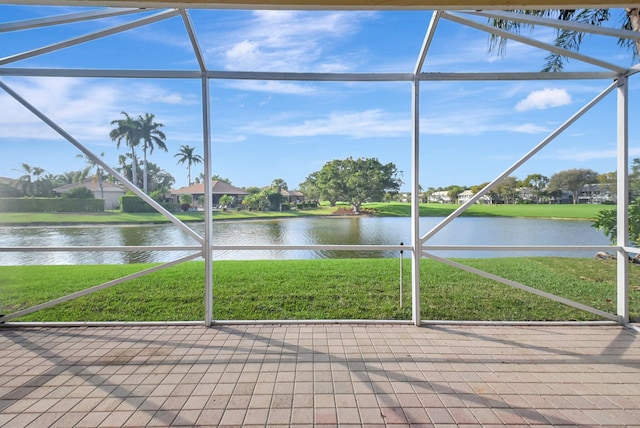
[0,216,612,265]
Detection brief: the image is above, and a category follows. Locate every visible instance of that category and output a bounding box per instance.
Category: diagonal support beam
[0,9,180,66]
[421,79,618,244]
[414,10,442,74]
[0,78,204,243]
[180,8,207,72]
[422,252,620,322]
[466,10,640,42]
[442,11,626,74]
[0,253,202,322]
[0,8,146,33]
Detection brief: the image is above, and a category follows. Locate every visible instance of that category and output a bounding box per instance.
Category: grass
[0,206,335,225]
[367,202,607,220]
[2,258,638,322]
[0,202,606,225]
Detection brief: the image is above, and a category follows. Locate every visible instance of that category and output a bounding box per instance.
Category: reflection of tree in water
[307,218,386,259]
[264,221,285,245]
[118,226,153,264]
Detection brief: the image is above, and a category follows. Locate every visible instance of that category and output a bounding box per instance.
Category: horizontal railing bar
[206,71,414,81]
[421,245,616,251]
[0,68,203,78]
[210,244,410,251]
[0,246,202,252]
[417,71,618,81]
[1,244,618,253]
[0,68,620,82]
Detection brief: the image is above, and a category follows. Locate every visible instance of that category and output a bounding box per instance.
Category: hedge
[120,195,178,213]
[0,198,104,212]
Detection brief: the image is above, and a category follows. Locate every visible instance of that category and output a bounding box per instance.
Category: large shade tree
[548,168,597,204]
[303,157,402,214]
[489,8,640,71]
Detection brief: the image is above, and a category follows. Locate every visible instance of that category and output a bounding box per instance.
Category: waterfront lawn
[0,206,336,225]
[367,202,606,220]
[0,202,608,225]
[1,258,637,322]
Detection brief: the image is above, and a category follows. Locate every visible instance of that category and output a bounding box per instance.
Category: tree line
[422,165,638,205]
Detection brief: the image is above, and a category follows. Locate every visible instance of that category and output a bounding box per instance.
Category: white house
[53,178,127,210]
[428,191,451,203]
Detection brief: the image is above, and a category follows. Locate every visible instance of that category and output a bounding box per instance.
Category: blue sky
[1,5,639,191]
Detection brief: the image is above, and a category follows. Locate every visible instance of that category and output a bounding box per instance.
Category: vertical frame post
[202,76,214,326]
[411,78,421,326]
[616,75,629,324]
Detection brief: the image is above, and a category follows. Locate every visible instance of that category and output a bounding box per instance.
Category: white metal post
[203,77,214,326]
[411,78,421,326]
[616,75,629,325]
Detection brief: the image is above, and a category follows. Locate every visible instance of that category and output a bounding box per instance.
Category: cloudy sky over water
[1,5,639,191]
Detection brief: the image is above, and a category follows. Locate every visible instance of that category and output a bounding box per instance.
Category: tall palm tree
[174,145,203,186]
[137,113,167,193]
[488,8,640,71]
[110,112,140,188]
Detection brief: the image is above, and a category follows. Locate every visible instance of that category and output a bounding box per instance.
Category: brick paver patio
[0,324,639,427]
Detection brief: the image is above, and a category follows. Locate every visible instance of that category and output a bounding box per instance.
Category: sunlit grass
[0,202,605,225]
[2,258,637,322]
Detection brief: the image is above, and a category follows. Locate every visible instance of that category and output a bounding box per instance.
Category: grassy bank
[2,258,637,322]
[0,202,606,225]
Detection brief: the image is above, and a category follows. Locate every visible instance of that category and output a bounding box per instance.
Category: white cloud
[0,77,198,141]
[515,88,571,112]
[240,109,410,139]
[206,10,373,74]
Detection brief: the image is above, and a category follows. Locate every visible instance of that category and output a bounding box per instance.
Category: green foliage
[219,194,233,207]
[0,197,103,212]
[488,9,638,72]
[302,157,402,213]
[62,187,94,199]
[549,168,598,204]
[120,195,156,213]
[175,145,203,185]
[592,199,640,245]
[2,258,638,322]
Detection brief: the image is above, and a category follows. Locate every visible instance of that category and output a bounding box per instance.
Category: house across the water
[171,181,249,209]
[53,178,126,210]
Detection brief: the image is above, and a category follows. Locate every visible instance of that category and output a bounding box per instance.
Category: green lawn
[0,202,607,225]
[2,258,637,322]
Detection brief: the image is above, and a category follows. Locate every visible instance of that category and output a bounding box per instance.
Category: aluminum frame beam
[0,7,145,33]
[1,3,635,325]
[0,9,180,66]
[442,11,627,73]
[467,10,640,42]
[420,80,618,244]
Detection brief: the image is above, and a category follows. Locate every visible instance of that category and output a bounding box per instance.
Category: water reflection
[0,216,611,265]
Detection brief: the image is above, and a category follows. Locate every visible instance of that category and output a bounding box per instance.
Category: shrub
[0,197,103,212]
[63,187,94,199]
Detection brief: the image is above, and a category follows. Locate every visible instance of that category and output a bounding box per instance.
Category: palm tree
[137,113,167,194]
[110,112,140,188]
[488,8,640,71]
[174,145,203,186]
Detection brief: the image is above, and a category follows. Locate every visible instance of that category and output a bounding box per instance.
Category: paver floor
[0,324,639,427]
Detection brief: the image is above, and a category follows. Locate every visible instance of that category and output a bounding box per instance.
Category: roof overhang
[1,0,636,10]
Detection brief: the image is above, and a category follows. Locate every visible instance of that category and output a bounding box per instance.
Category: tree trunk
[143,147,148,193]
[131,148,138,188]
[626,8,640,56]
